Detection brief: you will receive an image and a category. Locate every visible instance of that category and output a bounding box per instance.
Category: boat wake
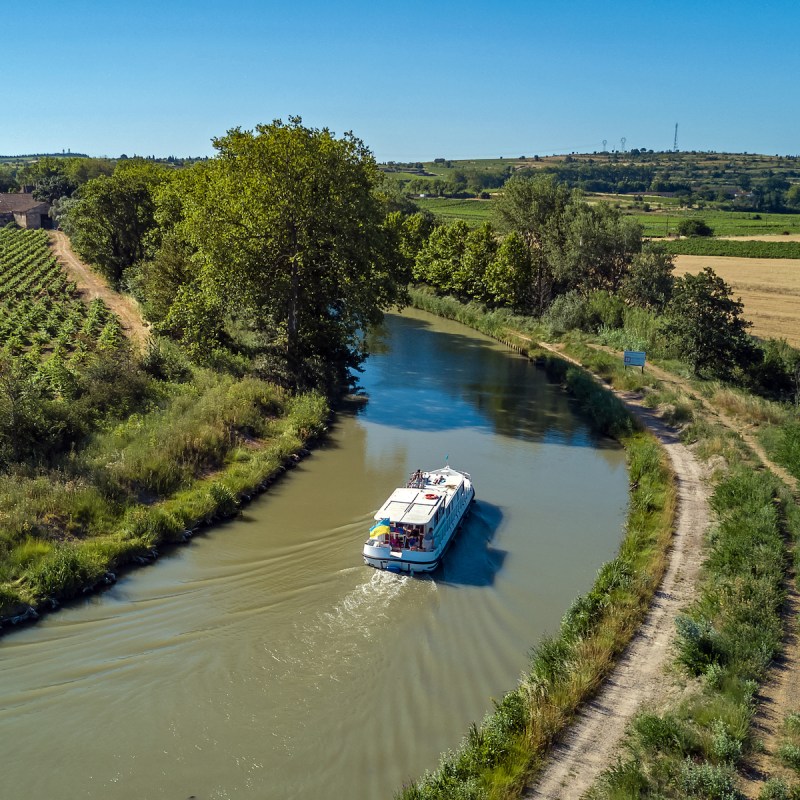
[322,569,425,636]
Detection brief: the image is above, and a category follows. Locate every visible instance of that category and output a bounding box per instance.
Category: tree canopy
[166,118,405,391]
[663,267,756,379]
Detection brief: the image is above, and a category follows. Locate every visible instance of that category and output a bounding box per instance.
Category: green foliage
[120,506,184,548]
[778,743,800,772]
[24,543,107,598]
[678,759,742,799]
[772,422,800,481]
[493,174,575,314]
[564,367,635,437]
[758,778,798,800]
[586,290,626,330]
[632,713,699,757]
[414,220,469,289]
[663,267,757,379]
[554,202,643,294]
[483,230,531,310]
[542,290,591,335]
[86,373,286,495]
[677,218,714,237]
[62,160,170,285]
[675,615,723,674]
[622,245,676,311]
[170,117,406,391]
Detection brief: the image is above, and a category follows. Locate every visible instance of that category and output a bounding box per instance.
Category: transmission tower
[602,139,608,152]
[673,123,679,152]
[620,136,626,152]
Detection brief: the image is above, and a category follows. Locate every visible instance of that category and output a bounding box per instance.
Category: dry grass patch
[709,387,788,427]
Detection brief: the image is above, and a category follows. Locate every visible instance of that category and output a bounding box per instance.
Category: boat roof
[374,467,467,525]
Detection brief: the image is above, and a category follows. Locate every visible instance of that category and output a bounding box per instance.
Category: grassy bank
[0,374,328,625]
[399,291,676,798]
[588,458,800,799]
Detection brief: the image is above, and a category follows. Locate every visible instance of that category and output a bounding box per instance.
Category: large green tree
[622,245,675,311]
[62,160,169,284]
[553,203,642,294]
[171,118,405,391]
[663,267,756,379]
[493,174,575,314]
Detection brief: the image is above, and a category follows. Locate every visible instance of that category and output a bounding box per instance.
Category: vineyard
[661,236,800,259]
[0,227,124,393]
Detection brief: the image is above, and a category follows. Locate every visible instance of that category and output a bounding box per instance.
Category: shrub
[120,506,184,548]
[633,712,698,756]
[779,742,800,772]
[759,778,796,800]
[586,290,626,330]
[711,719,742,763]
[24,543,107,598]
[675,615,723,674]
[678,218,714,237]
[543,290,591,335]
[679,759,741,799]
[208,481,238,518]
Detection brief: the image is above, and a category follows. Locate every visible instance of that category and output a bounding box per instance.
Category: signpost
[624,350,646,373]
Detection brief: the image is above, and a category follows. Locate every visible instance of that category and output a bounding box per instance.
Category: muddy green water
[0,310,628,799]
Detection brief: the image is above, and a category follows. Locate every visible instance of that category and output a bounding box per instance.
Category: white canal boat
[363,466,475,574]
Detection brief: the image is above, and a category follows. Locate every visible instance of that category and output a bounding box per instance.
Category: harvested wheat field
[675,254,800,346]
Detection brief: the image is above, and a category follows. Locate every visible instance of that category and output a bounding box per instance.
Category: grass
[0,374,329,619]
[589,454,800,800]
[759,421,800,483]
[413,198,495,227]
[411,198,800,239]
[635,210,800,239]
[405,288,800,798]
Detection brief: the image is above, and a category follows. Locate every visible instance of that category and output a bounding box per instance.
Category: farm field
[414,196,800,238]
[661,237,800,259]
[414,196,493,225]
[0,227,123,371]
[675,254,800,346]
[632,209,800,238]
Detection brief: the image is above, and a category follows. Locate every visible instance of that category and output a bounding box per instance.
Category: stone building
[0,193,52,229]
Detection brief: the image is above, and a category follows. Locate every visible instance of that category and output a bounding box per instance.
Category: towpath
[49,230,150,347]
[520,339,799,799]
[521,341,709,799]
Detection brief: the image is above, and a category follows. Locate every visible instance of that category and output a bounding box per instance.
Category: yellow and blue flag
[370,518,391,537]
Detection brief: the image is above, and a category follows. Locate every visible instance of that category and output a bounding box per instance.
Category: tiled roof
[0,193,50,213]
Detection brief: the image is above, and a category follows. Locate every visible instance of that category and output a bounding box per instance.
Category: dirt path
[48,231,150,347]
[521,344,710,800]
[521,340,800,798]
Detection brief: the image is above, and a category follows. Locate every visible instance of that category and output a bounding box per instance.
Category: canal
[0,309,628,799]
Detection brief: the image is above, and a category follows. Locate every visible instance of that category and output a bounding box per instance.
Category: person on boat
[408,532,419,550]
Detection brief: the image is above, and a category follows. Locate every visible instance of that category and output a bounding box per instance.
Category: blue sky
[4,0,798,160]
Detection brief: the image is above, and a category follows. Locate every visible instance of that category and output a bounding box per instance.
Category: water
[0,309,628,799]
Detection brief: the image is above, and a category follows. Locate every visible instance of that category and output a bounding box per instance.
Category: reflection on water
[364,312,610,449]
[0,308,628,799]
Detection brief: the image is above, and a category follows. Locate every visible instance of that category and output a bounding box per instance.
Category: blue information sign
[623,350,646,370]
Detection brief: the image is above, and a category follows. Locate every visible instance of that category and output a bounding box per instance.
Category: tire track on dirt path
[521,350,709,799]
[48,230,150,347]
[526,339,799,798]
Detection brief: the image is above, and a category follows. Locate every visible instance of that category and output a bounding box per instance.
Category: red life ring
[424,493,437,500]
